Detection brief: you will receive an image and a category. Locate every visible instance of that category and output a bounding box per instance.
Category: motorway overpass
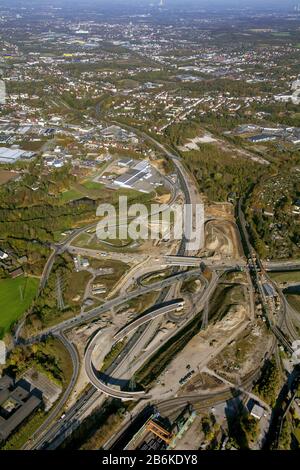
[23,122,214,444]
[22,121,202,445]
[164,255,246,270]
[164,255,202,267]
[114,299,185,342]
[264,261,300,272]
[84,329,150,401]
[85,300,184,400]
[84,273,220,401]
[27,269,203,342]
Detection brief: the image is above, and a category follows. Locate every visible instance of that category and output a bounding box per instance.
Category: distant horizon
[1,0,299,10]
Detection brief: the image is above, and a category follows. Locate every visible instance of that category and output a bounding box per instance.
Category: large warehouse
[0,147,35,164]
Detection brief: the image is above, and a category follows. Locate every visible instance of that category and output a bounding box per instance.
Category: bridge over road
[114,299,185,342]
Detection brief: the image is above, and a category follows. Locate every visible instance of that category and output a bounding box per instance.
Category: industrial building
[0,375,42,443]
[112,159,163,193]
[248,134,278,143]
[122,405,196,450]
[250,403,265,421]
[114,160,151,190]
[101,125,137,143]
[0,147,35,164]
[117,157,134,167]
[22,368,62,412]
[97,157,168,194]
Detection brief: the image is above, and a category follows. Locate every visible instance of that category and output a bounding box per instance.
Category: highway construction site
[61,181,252,407]
[15,124,300,452]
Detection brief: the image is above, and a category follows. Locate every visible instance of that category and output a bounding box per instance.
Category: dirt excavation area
[150,302,252,400]
[200,202,244,260]
[208,320,273,382]
[204,220,240,259]
[177,129,269,166]
[178,133,218,152]
[206,202,235,221]
[181,371,226,394]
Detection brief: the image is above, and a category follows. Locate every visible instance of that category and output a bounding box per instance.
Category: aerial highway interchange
[15,124,300,451]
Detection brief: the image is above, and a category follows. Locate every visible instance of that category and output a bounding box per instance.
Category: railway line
[23,122,199,448]
[23,124,282,451]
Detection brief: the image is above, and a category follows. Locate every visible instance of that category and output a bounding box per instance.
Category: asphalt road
[23,127,195,447]
[264,261,300,272]
[113,299,184,342]
[27,268,203,343]
[22,124,226,448]
[84,272,220,401]
[23,332,80,449]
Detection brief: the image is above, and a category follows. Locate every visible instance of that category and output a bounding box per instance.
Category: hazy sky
[151,0,296,4]
[86,0,296,6]
[6,0,299,5]
[4,0,298,11]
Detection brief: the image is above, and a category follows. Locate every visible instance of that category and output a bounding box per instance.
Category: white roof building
[0,250,8,260]
[0,147,34,164]
[250,404,265,420]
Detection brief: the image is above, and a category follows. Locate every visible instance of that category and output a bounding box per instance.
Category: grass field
[269,271,300,283]
[59,181,105,202]
[101,339,127,372]
[81,180,104,191]
[271,32,290,37]
[0,276,39,337]
[72,232,91,247]
[59,188,83,202]
[65,270,92,305]
[93,259,129,294]
[286,294,300,313]
[41,270,93,328]
[126,291,159,315]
